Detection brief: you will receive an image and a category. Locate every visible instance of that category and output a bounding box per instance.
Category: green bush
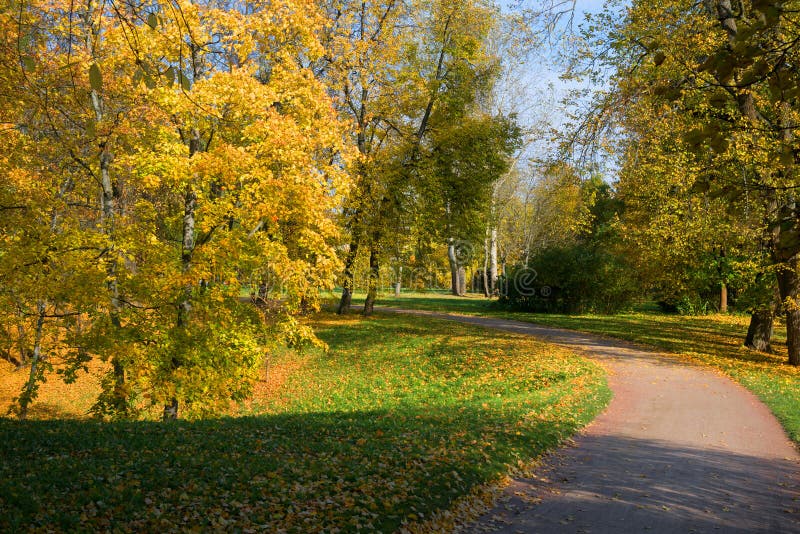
[499,242,638,314]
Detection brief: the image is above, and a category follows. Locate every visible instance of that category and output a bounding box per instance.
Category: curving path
[376,308,800,533]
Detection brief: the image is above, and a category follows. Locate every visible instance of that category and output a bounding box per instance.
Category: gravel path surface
[377,308,800,533]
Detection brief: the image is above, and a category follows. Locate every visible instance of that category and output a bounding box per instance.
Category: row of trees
[517,0,799,365]
[0,0,529,419]
[327,0,523,314]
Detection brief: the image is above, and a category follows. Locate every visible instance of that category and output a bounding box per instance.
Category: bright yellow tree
[1,0,350,419]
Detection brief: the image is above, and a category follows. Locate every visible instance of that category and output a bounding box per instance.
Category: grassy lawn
[0,312,609,532]
[343,291,800,444]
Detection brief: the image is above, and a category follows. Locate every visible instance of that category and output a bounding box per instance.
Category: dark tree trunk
[337,241,359,314]
[362,249,379,316]
[447,242,459,296]
[776,258,800,365]
[744,309,774,352]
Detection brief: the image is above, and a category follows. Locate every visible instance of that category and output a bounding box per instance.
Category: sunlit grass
[353,291,800,444]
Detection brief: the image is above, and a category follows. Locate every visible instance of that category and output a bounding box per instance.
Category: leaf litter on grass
[0,312,610,532]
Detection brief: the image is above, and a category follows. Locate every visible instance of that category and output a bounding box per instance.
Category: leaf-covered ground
[354,291,800,444]
[0,313,610,532]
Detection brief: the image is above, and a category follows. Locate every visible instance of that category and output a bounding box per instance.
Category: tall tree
[313,0,411,314]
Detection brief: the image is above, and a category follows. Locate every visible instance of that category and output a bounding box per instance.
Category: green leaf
[709,134,729,154]
[690,180,710,194]
[780,147,795,166]
[144,72,156,90]
[652,83,681,102]
[20,56,35,71]
[178,71,192,91]
[725,187,742,203]
[683,129,706,148]
[89,63,103,92]
[653,52,666,67]
[740,60,770,86]
[165,66,176,87]
[147,13,158,30]
[709,91,728,109]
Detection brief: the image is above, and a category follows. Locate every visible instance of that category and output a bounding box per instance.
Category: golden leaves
[0,0,353,419]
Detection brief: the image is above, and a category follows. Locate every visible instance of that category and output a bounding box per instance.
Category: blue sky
[495,0,618,170]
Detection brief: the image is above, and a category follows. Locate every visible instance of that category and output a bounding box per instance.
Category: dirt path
[376,308,800,533]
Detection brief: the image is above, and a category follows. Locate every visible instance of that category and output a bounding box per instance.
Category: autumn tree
[311,0,411,314]
[1,0,350,419]
[416,113,521,296]
[581,0,800,362]
[0,0,140,417]
[319,0,516,310]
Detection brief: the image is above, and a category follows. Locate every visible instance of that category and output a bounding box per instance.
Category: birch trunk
[489,227,498,295]
[164,128,201,420]
[18,301,46,420]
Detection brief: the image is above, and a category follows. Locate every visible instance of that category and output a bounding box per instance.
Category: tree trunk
[744,309,774,352]
[776,258,800,365]
[719,283,728,313]
[93,81,129,415]
[163,398,179,421]
[489,227,498,295]
[18,301,46,420]
[363,248,379,316]
[448,241,459,296]
[100,140,128,414]
[482,236,490,297]
[164,129,201,420]
[458,267,466,296]
[337,241,359,314]
[16,318,28,366]
[394,266,402,298]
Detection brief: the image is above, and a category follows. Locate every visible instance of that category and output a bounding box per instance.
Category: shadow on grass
[0,400,587,533]
[5,409,795,533]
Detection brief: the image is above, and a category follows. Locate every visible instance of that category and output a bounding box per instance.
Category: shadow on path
[480,435,798,533]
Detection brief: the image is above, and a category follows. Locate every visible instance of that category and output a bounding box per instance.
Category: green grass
[344,291,800,444]
[0,313,609,532]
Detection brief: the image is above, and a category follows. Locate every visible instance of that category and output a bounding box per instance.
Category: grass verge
[0,312,609,532]
[345,291,800,444]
